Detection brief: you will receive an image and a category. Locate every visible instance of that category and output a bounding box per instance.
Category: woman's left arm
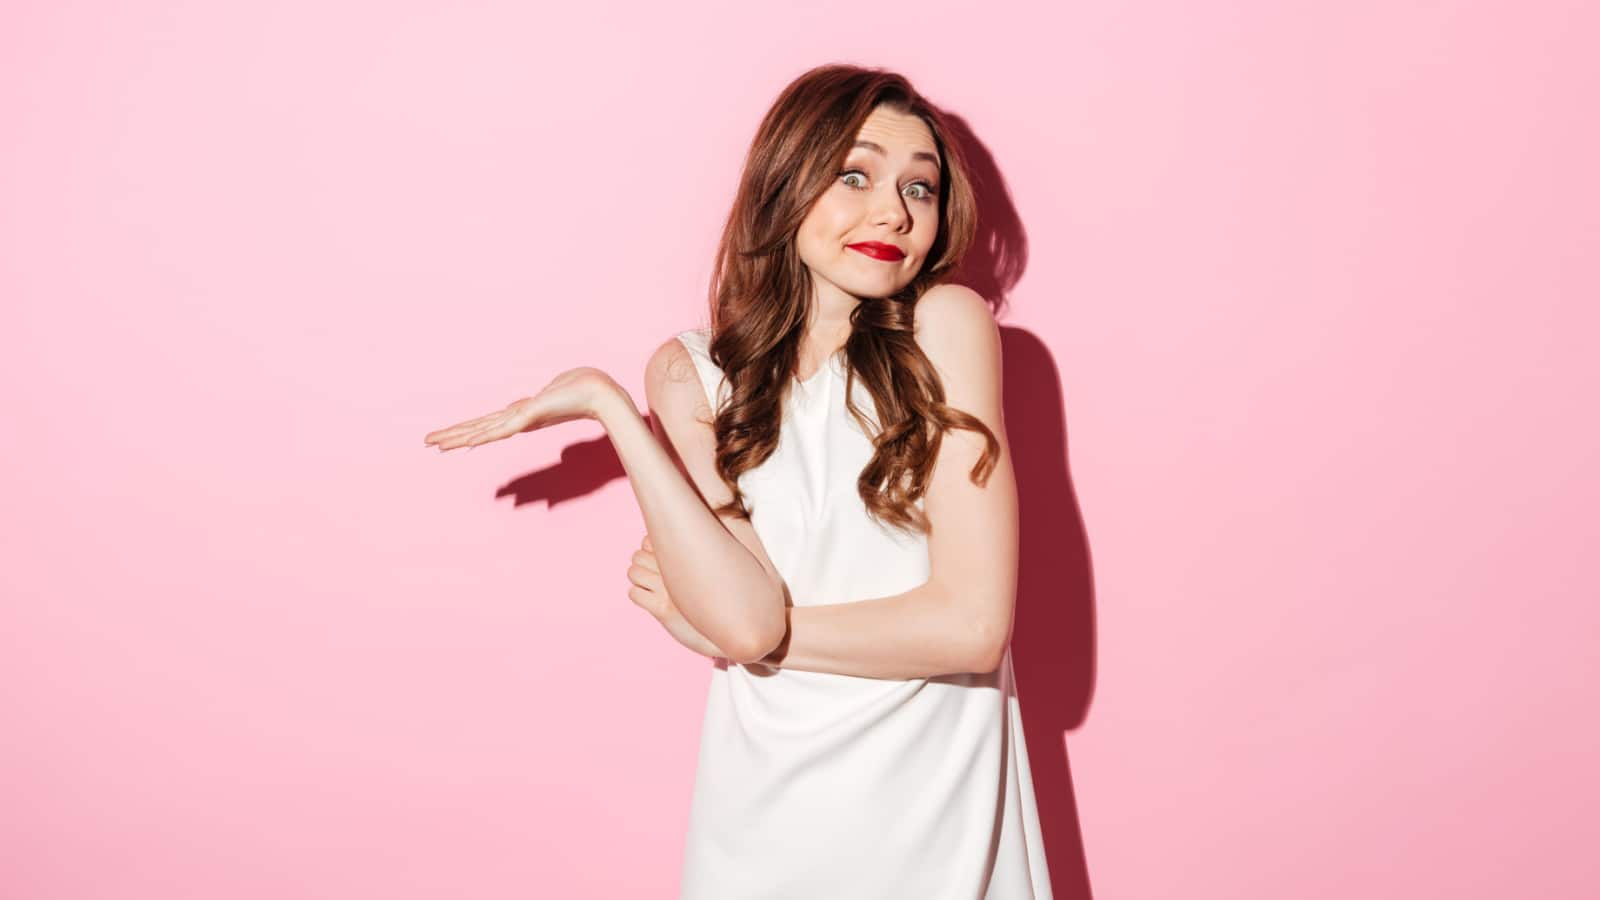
[754,285,1018,679]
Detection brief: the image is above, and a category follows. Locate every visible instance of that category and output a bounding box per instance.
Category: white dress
[672,327,1052,899]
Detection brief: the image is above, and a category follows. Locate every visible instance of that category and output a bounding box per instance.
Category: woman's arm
[593,338,788,664]
[423,348,782,663]
[628,533,732,660]
[756,580,1004,679]
[754,285,1019,679]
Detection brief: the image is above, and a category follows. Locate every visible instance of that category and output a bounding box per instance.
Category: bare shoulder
[644,334,711,424]
[913,284,1003,414]
[914,282,996,337]
[641,332,724,501]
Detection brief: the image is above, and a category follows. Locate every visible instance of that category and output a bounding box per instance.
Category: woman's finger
[426,394,545,446]
[434,422,505,451]
[627,563,661,590]
[425,408,512,444]
[628,585,666,617]
[432,400,545,449]
[427,421,506,450]
[426,378,602,453]
[470,414,536,446]
[632,549,659,574]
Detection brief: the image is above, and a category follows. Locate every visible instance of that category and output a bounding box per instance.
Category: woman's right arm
[592,337,787,664]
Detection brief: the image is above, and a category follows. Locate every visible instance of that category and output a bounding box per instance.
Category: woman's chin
[841,271,911,297]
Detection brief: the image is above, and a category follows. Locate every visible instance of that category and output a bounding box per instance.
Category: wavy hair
[702,63,999,535]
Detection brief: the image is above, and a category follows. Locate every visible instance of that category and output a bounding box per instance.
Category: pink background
[3,2,1596,897]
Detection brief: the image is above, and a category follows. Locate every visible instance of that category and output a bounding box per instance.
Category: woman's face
[796,104,943,301]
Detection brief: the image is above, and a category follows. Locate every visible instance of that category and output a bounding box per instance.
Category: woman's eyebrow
[852,139,940,167]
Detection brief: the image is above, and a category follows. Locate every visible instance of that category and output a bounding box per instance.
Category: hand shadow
[493,431,627,509]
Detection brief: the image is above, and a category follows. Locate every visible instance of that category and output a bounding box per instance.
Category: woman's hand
[423,366,625,451]
[629,534,729,660]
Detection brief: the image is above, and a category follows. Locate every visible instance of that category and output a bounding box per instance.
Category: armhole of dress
[674,332,724,416]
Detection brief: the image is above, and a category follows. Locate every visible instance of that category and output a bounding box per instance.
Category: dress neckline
[794,349,844,388]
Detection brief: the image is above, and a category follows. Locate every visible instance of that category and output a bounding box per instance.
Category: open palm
[423,366,618,451]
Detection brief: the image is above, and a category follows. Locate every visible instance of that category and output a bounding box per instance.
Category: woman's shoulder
[913,284,1003,406]
[913,284,994,336]
[646,326,722,416]
[646,327,711,371]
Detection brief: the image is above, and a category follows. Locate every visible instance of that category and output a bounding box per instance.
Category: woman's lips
[847,242,905,262]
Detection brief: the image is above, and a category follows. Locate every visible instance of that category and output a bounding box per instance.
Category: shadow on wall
[493,104,1101,900]
[947,107,1100,900]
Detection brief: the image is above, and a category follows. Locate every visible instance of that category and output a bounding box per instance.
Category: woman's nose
[870,189,909,231]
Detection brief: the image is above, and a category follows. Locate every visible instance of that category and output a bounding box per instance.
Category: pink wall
[3,1,1596,897]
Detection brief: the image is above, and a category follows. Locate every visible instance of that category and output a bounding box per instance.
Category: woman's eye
[838,170,938,202]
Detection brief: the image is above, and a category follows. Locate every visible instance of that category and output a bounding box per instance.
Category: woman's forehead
[851,110,939,165]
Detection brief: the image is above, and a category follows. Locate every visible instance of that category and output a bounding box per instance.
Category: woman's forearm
[594,387,783,663]
[656,602,732,661]
[756,579,1002,680]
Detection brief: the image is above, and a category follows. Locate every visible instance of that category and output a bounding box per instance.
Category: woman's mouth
[846,242,905,262]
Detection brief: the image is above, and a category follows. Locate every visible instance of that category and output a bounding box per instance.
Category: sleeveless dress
[673,327,1053,900]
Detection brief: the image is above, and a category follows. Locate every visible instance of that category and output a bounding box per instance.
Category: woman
[425,63,1051,899]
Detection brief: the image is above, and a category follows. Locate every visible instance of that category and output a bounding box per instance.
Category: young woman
[426,64,1052,899]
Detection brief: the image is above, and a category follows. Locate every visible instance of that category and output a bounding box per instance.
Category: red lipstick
[847,241,905,262]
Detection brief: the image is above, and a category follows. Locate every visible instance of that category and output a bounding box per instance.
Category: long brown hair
[703,63,999,536]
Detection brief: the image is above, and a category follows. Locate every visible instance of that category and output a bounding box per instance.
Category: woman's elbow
[732,594,789,665]
[725,631,775,666]
[966,608,1012,674]
[969,636,1006,674]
